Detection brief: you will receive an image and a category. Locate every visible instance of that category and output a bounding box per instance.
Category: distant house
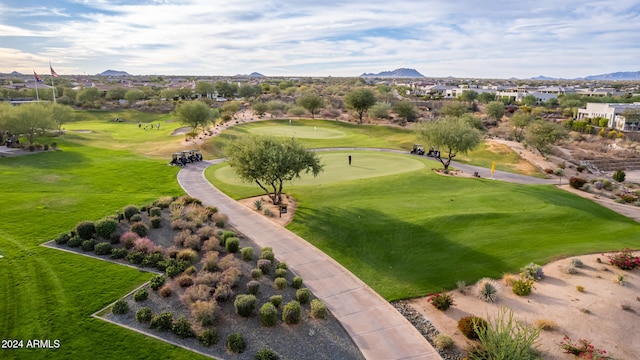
[576,103,640,131]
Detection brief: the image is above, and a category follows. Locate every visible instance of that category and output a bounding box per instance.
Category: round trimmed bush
[130,213,143,223]
[149,206,162,217]
[67,236,82,248]
[270,295,282,308]
[255,348,280,360]
[276,262,288,270]
[54,233,70,245]
[274,277,287,290]
[150,312,173,331]
[225,237,240,253]
[110,248,128,259]
[198,328,219,347]
[296,288,310,304]
[220,230,236,245]
[257,259,272,275]
[226,333,246,353]
[176,248,198,264]
[247,280,260,295]
[109,232,121,244]
[75,220,95,240]
[172,316,195,338]
[260,248,275,262]
[94,242,112,255]
[310,299,327,319]
[282,300,301,324]
[149,274,165,290]
[150,216,162,228]
[291,276,303,289]
[81,239,96,252]
[241,247,254,261]
[135,307,153,323]
[112,299,129,315]
[251,268,263,279]
[128,251,145,265]
[123,205,139,220]
[159,284,172,298]
[234,294,257,318]
[274,268,287,278]
[134,288,149,302]
[457,316,488,340]
[512,278,533,296]
[260,302,278,327]
[130,222,149,238]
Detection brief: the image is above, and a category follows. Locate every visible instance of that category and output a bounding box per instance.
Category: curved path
[178,160,442,360]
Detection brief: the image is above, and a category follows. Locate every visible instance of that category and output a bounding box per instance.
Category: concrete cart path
[178,160,441,360]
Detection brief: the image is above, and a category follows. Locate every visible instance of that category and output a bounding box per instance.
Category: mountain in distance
[249,72,265,77]
[99,70,130,76]
[360,68,425,78]
[583,71,640,80]
[530,75,557,81]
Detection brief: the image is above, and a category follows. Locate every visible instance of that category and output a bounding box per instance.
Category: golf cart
[426,146,440,158]
[410,144,425,155]
[190,149,203,162]
[170,153,186,167]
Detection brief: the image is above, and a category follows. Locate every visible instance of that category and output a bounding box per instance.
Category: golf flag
[50,64,59,77]
[491,161,495,175]
[33,71,42,82]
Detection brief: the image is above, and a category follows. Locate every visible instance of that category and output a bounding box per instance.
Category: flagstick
[50,75,56,104]
[35,78,40,101]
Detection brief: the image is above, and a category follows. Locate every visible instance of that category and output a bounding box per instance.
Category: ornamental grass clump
[521,263,544,281]
[427,291,455,311]
[475,278,500,303]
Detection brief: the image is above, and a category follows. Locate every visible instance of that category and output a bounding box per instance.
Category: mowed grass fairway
[206,150,640,301]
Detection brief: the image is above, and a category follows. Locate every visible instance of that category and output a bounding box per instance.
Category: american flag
[34,71,42,82]
[50,65,59,77]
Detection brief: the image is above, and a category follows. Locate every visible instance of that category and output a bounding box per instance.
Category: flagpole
[33,70,40,101]
[49,62,57,104]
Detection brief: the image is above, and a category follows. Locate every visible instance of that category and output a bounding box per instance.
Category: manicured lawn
[0,139,207,359]
[206,151,640,301]
[457,142,545,177]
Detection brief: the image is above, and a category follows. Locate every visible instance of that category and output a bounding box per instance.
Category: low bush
[274,268,287,278]
[120,231,139,249]
[458,316,487,340]
[434,334,455,350]
[605,248,640,270]
[130,214,143,223]
[172,316,195,338]
[226,333,246,353]
[149,206,162,217]
[274,277,287,290]
[81,239,96,252]
[67,236,83,248]
[260,302,278,327]
[110,248,128,259]
[123,205,139,220]
[564,264,578,274]
[270,295,282,308]
[95,219,118,239]
[296,288,311,304]
[512,278,533,296]
[201,251,219,272]
[150,312,173,331]
[198,328,219,347]
[225,237,240,253]
[130,222,149,238]
[276,262,287,270]
[234,294,257,317]
[177,275,194,288]
[521,263,544,281]
[109,232,121,244]
[218,254,239,271]
[612,169,626,182]
[149,274,165,290]
[251,268,263,280]
[182,285,212,307]
[569,177,587,189]
[247,280,260,295]
[559,337,608,358]
[534,319,558,331]
[76,220,96,240]
[54,233,70,245]
[142,252,164,268]
[213,212,228,227]
[241,247,254,261]
[112,299,129,315]
[255,348,280,360]
[135,307,153,323]
[570,258,583,268]
[310,299,327,319]
[213,282,234,302]
[176,248,198,264]
[94,242,112,255]
[134,237,157,254]
[427,291,454,311]
[150,216,162,228]
[282,300,301,324]
[195,271,221,287]
[159,284,172,297]
[261,247,275,261]
[183,234,202,251]
[191,300,217,326]
[133,288,149,302]
[475,278,499,303]
[258,259,272,274]
[291,276,303,289]
[128,251,145,265]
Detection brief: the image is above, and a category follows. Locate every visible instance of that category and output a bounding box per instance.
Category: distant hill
[530,75,557,80]
[360,68,425,78]
[249,72,265,77]
[583,71,640,80]
[99,70,130,77]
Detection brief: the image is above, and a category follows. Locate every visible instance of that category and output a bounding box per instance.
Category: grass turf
[206,151,640,301]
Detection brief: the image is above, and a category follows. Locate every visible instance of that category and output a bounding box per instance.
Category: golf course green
[247,124,346,139]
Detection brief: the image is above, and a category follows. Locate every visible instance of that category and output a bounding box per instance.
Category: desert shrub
[218,254,239,271]
[172,316,195,338]
[310,299,327,319]
[512,278,533,296]
[134,237,157,254]
[67,236,83,248]
[111,248,128,259]
[198,328,219,347]
[150,312,173,331]
[260,247,275,261]
[120,231,139,249]
[289,277,302,290]
[282,300,301,324]
[247,280,260,295]
[434,334,455,350]
[213,212,228,227]
[214,282,234,302]
[191,300,217,326]
[606,248,640,270]
[159,284,172,297]
[276,262,287,270]
[612,169,626,182]
[182,285,212,306]
[594,181,603,190]
[220,267,242,287]
[176,248,198,264]
[427,291,454,311]
[270,295,282,308]
[184,265,197,276]
[255,348,280,360]
[109,232,121,244]
[128,251,145,265]
[296,288,311,304]
[130,214,142,223]
[458,316,487,340]
[112,299,129,315]
[202,237,222,252]
[569,177,587,189]
[253,199,264,210]
[258,259,272,274]
[94,242,112,255]
[133,288,149,302]
[75,220,95,240]
[201,251,219,272]
[176,275,194,288]
[263,209,273,217]
[521,263,544,281]
[274,268,287,278]
[149,274,166,290]
[576,164,587,173]
[172,229,191,247]
[220,230,236,244]
[534,319,558,331]
[95,219,118,239]
[559,337,608,359]
[155,196,175,209]
[196,225,216,240]
[130,222,149,238]
[123,205,139,220]
[225,237,240,253]
[149,206,162,217]
[81,239,96,252]
[570,258,583,268]
[171,219,195,231]
[183,234,202,251]
[456,280,466,293]
[195,271,221,287]
[226,333,246,353]
[142,252,164,268]
[602,179,613,190]
[251,268,263,279]
[274,277,287,290]
[475,278,499,302]
[150,216,162,228]
[564,264,578,274]
[576,285,585,292]
[469,307,541,360]
[260,302,278,327]
[241,247,254,261]
[54,233,70,245]
[135,307,153,323]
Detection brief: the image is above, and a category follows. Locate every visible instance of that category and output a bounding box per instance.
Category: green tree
[2,103,56,144]
[195,81,215,97]
[77,87,102,105]
[106,87,127,100]
[509,110,532,142]
[216,82,238,98]
[393,101,419,125]
[175,101,217,135]
[252,101,268,117]
[344,88,377,123]
[440,102,469,118]
[369,102,391,119]
[477,92,496,104]
[459,90,478,102]
[48,103,75,133]
[521,95,538,106]
[414,117,482,171]
[524,119,568,156]
[224,136,323,205]
[124,89,145,103]
[220,101,241,122]
[486,101,505,121]
[297,93,324,119]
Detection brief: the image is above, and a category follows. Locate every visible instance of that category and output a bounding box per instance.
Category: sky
[1,0,640,79]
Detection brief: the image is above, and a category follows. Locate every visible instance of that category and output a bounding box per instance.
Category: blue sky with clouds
[1,0,639,78]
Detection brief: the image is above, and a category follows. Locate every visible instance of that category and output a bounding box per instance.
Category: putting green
[247,125,346,139]
[214,151,425,186]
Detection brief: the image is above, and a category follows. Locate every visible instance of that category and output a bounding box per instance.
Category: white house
[576,103,640,131]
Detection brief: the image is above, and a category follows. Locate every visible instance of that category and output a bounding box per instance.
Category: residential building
[576,103,640,131]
